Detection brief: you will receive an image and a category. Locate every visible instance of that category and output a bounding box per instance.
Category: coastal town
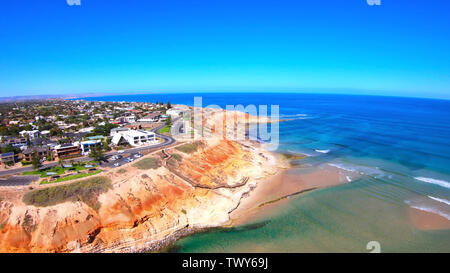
[0,99,289,253]
[0,99,186,185]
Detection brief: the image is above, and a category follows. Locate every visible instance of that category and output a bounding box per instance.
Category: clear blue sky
[1,0,450,99]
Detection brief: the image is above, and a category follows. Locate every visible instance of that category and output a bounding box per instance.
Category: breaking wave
[328,163,386,178]
[414,177,450,189]
[428,196,450,206]
[405,201,450,220]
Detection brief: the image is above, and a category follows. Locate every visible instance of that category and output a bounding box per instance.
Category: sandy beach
[408,207,450,230]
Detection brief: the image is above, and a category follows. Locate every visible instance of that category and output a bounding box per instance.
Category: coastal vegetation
[133,157,160,170]
[171,153,182,161]
[23,176,112,210]
[175,142,202,154]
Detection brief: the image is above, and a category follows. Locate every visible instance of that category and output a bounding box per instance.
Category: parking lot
[103,152,143,168]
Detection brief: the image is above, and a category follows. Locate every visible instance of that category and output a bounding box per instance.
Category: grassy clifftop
[23,176,112,211]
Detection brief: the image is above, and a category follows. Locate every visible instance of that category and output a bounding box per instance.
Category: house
[166,108,183,118]
[125,122,156,130]
[111,134,129,146]
[110,127,130,137]
[22,147,50,162]
[0,152,16,165]
[123,115,136,123]
[54,143,81,159]
[138,113,161,122]
[80,140,102,155]
[78,127,95,133]
[111,129,156,147]
[19,130,41,139]
[7,137,27,147]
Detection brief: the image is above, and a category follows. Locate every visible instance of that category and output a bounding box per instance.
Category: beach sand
[408,207,450,230]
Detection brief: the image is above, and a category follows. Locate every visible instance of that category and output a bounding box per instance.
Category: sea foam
[328,163,385,178]
[414,177,450,189]
[315,149,330,154]
[428,196,450,206]
[405,201,450,220]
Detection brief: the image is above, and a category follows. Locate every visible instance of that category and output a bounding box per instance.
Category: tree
[58,157,64,167]
[31,150,42,170]
[165,115,172,126]
[90,145,105,162]
[167,101,172,109]
[0,144,20,154]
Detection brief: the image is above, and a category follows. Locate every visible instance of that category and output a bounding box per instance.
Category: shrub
[23,176,112,210]
[21,160,32,166]
[116,168,127,174]
[175,142,202,154]
[171,153,182,161]
[133,158,160,170]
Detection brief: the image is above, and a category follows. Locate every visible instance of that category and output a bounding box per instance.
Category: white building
[166,108,183,118]
[123,115,136,123]
[79,140,102,155]
[110,127,130,137]
[111,129,157,147]
[19,130,41,139]
[78,127,95,133]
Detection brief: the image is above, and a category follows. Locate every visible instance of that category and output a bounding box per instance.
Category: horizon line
[0,90,449,102]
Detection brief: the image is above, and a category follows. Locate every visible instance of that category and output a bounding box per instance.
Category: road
[0,120,178,177]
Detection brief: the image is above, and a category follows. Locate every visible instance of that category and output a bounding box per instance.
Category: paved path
[0,119,178,177]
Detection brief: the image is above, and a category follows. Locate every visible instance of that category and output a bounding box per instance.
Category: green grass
[132,158,160,170]
[22,163,97,178]
[23,176,112,210]
[175,142,201,154]
[41,170,103,184]
[157,125,171,134]
[171,153,182,161]
[167,153,183,167]
[23,166,65,177]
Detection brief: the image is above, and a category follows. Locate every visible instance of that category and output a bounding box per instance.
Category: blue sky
[1,0,450,99]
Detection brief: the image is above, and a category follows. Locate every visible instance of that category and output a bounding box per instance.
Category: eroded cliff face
[0,138,284,253]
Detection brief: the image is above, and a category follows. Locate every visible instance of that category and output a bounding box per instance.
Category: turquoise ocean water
[80,93,450,252]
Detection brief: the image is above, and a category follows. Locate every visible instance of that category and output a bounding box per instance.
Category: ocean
[79,93,450,252]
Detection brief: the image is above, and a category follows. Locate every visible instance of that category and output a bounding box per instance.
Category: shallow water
[81,93,450,252]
